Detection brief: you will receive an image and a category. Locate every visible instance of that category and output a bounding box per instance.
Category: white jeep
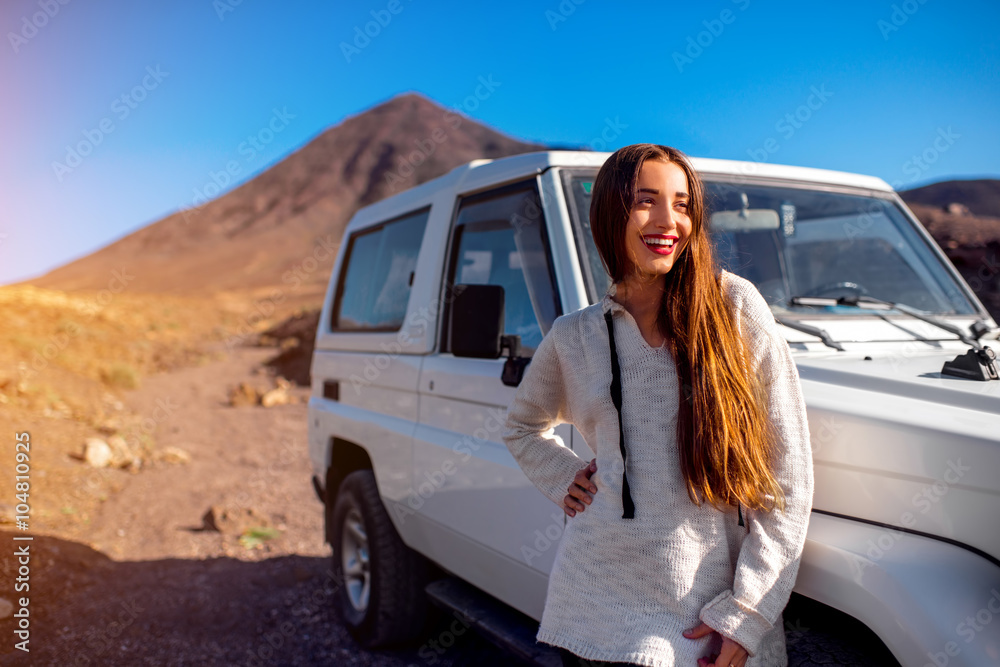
[308,151,1000,666]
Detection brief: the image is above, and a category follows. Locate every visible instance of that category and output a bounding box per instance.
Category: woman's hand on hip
[562,458,597,517]
[684,621,748,667]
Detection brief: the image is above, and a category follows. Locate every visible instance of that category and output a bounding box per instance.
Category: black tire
[785,593,901,667]
[329,469,436,648]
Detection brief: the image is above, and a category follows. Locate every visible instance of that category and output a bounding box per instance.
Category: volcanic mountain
[23,92,546,295]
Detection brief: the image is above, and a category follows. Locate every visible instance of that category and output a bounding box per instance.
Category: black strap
[604,311,635,519]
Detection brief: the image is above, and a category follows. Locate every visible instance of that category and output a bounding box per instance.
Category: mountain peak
[25,93,548,294]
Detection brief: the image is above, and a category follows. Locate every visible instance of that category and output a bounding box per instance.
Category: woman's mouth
[642,234,678,255]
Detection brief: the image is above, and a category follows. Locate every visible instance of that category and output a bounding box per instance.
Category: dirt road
[0,343,516,666]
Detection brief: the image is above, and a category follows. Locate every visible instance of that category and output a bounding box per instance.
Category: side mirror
[450,284,504,358]
[448,283,530,386]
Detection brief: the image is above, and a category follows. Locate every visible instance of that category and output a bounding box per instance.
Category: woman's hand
[562,458,597,517]
[683,622,748,667]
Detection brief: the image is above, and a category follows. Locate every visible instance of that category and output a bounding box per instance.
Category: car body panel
[797,512,1000,667]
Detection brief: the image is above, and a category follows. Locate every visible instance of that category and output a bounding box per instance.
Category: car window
[562,169,976,316]
[443,181,560,356]
[704,184,974,314]
[332,208,429,331]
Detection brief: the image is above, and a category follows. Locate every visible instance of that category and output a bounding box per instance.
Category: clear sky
[2,0,998,286]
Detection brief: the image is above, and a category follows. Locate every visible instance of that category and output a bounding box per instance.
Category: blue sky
[2,0,998,286]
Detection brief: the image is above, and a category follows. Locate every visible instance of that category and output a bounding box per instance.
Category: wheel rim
[341,507,371,612]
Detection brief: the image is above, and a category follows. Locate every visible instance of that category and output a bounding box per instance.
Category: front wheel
[330,469,436,647]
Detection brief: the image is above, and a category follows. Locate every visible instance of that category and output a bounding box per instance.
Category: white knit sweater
[502,270,813,667]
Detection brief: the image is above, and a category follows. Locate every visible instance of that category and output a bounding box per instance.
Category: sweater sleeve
[502,318,589,508]
[699,274,815,657]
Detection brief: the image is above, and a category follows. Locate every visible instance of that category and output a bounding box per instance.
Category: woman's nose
[654,206,679,231]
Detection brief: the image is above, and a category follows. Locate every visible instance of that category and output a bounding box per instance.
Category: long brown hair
[590,144,785,513]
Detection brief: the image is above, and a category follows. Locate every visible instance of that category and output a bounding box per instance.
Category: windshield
[560,169,978,317]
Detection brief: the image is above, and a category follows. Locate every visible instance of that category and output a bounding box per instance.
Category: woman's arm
[502,318,591,509]
[698,275,815,658]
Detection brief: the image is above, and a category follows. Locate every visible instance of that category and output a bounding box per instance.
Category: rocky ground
[0,343,529,666]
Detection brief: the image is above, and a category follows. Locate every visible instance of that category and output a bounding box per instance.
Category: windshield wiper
[789,295,998,381]
[790,295,979,345]
[775,317,844,352]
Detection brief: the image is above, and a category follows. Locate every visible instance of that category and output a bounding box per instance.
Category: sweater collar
[600,282,628,316]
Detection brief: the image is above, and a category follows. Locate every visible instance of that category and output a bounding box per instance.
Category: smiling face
[622,159,693,283]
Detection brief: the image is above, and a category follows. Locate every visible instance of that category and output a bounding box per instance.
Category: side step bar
[425,578,562,667]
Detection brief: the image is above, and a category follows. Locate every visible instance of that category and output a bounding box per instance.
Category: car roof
[349,150,894,230]
[451,150,894,191]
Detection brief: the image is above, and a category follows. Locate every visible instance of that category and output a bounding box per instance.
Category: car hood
[792,345,1000,565]
[795,348,1000,417]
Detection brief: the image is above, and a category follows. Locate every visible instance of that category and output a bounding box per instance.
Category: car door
[411,178,572,616]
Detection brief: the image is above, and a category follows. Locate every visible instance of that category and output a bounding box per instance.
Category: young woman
[502,144,813,667]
